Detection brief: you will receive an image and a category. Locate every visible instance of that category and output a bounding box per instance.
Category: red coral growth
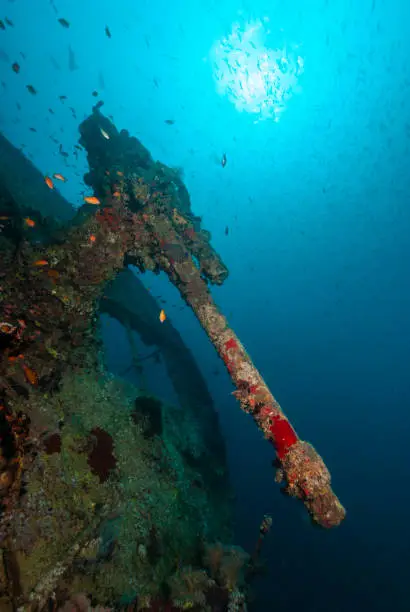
[87,427,116,482]
[224,338,238,351]
[221,352,233,374]
[221,338,239,374]
[96,207,121,231]
[269,415,298,459]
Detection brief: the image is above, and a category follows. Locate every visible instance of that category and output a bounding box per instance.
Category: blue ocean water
[1,0,410,610]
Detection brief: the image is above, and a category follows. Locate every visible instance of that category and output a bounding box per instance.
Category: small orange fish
[89,234,96,243]
[8,354,24,363]
[112,191,121,197]
[159,309,166,323]
[22,364,38,386]
[24,217,35,227]
[53,173,67,182]
[45,176,54,189]
[34,259,49,266]
[116,171,124,176]
[84,196,101,205]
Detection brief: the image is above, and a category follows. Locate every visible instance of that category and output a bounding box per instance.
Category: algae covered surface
[5,368,232,607]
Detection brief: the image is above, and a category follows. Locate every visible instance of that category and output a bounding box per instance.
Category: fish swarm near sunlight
[210,16,304,122]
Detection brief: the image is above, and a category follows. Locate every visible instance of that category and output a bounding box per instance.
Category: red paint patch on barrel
[269,415,298,458]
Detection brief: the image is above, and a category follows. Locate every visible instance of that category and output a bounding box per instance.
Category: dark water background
[1,0,410,610]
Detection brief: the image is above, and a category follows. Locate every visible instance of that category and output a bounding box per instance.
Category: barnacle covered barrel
[78,109,344,530]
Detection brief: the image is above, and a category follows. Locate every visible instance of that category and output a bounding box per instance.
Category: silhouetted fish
[59,144,69,158]
[50,55,60,70]
[68,45,78,71]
